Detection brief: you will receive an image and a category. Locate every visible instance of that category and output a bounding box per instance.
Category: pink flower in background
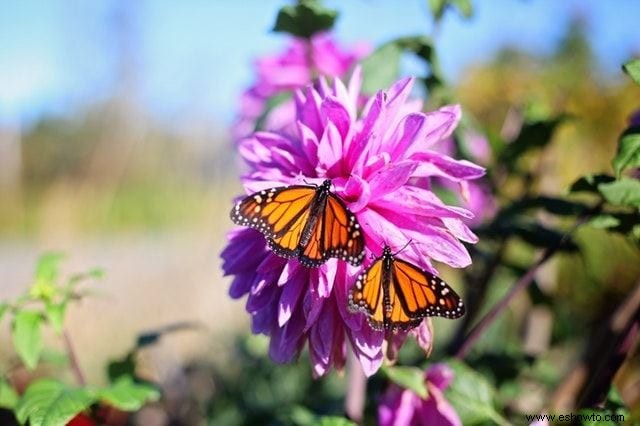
[378,363,461,426]
[232,33,369,140]
[432,132,496,226]
[222,70,485,376]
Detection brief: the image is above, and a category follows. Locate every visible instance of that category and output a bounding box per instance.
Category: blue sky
[1,0,639,126]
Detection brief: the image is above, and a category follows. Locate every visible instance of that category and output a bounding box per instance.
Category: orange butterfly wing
[349,257,385,329]
[230,182,365,267]
[298,192,365,267]
[349,247,465,331]
[389,258,464,327]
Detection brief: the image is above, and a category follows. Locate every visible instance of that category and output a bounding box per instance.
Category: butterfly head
[382,245,393,257]
[320,179,332,190]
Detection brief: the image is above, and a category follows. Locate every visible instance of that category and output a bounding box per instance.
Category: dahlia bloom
[378,363,461,426]
[232,33,369,140]
[222,69,485,376]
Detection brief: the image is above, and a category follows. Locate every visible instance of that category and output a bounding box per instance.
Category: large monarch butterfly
[230,179,365,267]
[348,245,465,331]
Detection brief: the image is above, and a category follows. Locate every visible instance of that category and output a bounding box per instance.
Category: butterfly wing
[348,258,385,330]
[230,185,316,259]
[298,193,365,267]
[390,258,465,323]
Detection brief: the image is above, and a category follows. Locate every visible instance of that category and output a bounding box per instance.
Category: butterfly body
[349,246,464,331]
[230,180,365,267]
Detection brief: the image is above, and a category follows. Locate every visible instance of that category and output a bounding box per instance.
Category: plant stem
[455,203,601,360]
[345,348,366,424]
[63,329,86,386]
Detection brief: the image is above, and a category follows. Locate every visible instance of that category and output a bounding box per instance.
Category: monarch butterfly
[348,245,465,331]
[230,179,365,267]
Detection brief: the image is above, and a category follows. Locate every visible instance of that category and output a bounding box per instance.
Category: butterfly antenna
[393,240,413,257]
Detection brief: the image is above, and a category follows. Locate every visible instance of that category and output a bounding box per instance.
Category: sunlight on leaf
[382,365,428,399]
[598,177,640,208]
[446,360,509,426]
[12,310,44,370]
[613,126,640,178]
[623,59,640,86]
[0,379,19,409]
[99,376,160,411]
[15,379,96,426]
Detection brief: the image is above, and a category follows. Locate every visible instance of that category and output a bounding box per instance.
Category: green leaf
[361,42,403,94]
[569,174,615,193]
[428,0,473,21]
[501,196,590,217]
[35,252,65,284]
[588,214,621,229]
[499,117,564,166]
[479,221,578,251]
[613,126,640,177]
[0,303,9,322]
[12,310,44,370]
[15,379,96,426]
[68,268,105,287]
[598,177,640,207]
[45,302,66,335]
[382,365,428,399]
[311,416,355,426]
[450,0,473,18]
[0,379,19,409]
[623,59,640,86]
[445,360,509,426]
[428,0,447,20]
[99,376,160,411]
[273,2,338,39]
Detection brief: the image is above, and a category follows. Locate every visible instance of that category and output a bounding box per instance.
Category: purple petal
[411,319,434,357]
[412,151,486,182]
[228,272,254,299]
[419,384,462,426]
[388,113,428,161]
[278,267,306,326]
[348,92,384,174]
[221,229,268,276]
[379,387,420,426]
[309,300,337,377]
[341,174,371,213]
[269,307,306,363]
[377,209,472,267]
[441,217,478,243]
[295,87,324,138]
[322,96,351,140]
[317,121,343,172]
[373,186,474,220]
[368,161,418,201]
[426,363,455,391]
[317,261,338,297]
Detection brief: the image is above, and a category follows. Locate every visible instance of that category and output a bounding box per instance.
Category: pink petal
[341,174,371,213]
[419,384,462,426]
[411,318,434,357]
[373,186,474,220]
[411,151,486,182]
[426,363,455,391]
[278,266,306,326]
[368,161,418,201]
[322,96,351,140]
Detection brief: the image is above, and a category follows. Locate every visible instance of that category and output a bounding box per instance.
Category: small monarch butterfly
[348,245,465,331]
[230,179,365,267]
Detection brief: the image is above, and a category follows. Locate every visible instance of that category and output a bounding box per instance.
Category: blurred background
[1,0,639,423]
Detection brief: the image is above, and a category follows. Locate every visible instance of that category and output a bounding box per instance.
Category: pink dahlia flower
[378,363,461,426]
[232,33,369,140]
[222,70,485,376]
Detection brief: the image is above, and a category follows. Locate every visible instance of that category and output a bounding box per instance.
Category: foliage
[0,254,160,424]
